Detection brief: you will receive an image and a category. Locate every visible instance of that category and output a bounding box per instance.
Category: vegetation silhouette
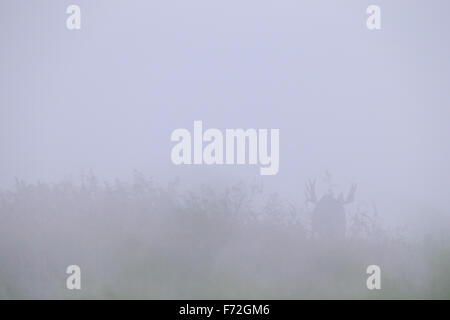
[0,173,449,299]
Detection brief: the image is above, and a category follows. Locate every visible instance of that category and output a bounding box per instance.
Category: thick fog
[1,1,450,299]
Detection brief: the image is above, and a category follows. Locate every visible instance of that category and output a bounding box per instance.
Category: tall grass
[0,173,449,299]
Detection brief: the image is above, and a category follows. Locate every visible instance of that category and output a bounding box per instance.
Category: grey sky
[1,1,449,226]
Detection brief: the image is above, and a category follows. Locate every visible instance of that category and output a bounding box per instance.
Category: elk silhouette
[305,179,356,240]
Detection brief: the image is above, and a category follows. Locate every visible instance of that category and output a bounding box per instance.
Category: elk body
[305,180,356,240]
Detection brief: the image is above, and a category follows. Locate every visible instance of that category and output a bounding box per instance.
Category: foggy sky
[1,0,450,226]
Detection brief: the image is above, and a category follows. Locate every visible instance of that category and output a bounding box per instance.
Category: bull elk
[305,179,357,240]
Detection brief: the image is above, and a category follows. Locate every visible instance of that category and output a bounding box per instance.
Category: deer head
[306,179,357,205]
[338,184,357,204]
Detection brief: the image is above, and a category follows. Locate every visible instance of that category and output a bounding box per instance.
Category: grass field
[1,174,449,299]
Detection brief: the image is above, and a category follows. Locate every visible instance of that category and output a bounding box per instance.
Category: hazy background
[1,0,450,298]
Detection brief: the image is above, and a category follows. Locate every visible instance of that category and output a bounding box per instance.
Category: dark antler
[344,184,357,204]
[305,179,317,204]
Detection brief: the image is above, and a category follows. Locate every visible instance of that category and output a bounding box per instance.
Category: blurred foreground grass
[0,174,449,299]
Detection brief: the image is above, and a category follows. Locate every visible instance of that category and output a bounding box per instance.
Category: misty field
[0,173,449,299]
